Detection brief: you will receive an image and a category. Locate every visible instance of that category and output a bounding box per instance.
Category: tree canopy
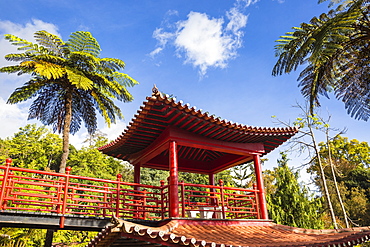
[266,153,325,229]
[0,30,138,172]
[273,0,370,121]
[309,136,370,226]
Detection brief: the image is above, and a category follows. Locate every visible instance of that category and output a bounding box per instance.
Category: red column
[134,164,141,191]
[209,173,216,205]
[169,140,179,217]
[254,154,268,219]
[209,173,215,186]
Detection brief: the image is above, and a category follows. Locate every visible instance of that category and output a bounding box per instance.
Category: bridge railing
[1,158,260,226]
[179,180,260,219]
[0,159,167,227]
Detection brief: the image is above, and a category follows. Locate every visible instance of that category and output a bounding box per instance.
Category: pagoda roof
[99,90,298,173]
[87,218,370,247]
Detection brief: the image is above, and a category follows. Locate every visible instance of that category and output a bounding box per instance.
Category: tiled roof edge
[98,92,299,154]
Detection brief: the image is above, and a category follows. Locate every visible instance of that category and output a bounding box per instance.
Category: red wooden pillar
[253,154,268,219]
[209,173,215,186]
[209,173,216,205]
[169,140,179,217]
[134,164,141,183]
[134,164,141,191]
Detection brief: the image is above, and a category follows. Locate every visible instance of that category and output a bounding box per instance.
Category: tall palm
[0,30,138,173]
[273,0,370,121]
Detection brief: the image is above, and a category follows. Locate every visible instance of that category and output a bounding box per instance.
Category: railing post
[103,184,109,217]
[0,158,12,210]
[160,180,165,220]
[115,174,122,218]
[142,189,147,220]
[180,181,185,217]
[209,174,216,205]
[253,183,260,219]
[219,179,226,219]
[59,166,72,228]
[56,178,64,214]
[3,172,14,210]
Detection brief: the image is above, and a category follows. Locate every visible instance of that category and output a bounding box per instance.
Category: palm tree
[273,0,370,121]
[0,30,138,173]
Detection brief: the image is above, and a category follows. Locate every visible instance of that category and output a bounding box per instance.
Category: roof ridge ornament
[152,84,163,97]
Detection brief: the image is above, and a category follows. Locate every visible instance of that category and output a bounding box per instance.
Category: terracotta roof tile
[98,92,299,167]
[87,219,370,247]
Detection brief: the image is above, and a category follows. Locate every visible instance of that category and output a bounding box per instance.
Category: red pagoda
[88,87,370,247]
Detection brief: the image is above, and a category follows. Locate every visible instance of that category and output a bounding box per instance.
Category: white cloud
[0,97,29,139]
[0,19,61,139]
[0,19,60,68]
[150,0,253,77]
[0,19,60,100]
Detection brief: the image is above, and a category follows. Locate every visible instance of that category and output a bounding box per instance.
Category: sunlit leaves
[66,68,93,90]
[266,153,325,229]
[0,30,137,135]
[34,30,65,56]
[7,79,45,104]
[67,31,101,57]
[21,61,65,79]
[1,30,137,172]
[273,0,370,121]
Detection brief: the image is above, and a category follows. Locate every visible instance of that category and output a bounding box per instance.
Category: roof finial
[152,84,162,97]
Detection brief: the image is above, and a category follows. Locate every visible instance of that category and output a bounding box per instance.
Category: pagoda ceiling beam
[129,126,264,170]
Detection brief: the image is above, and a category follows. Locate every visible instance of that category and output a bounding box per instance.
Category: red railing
[0,158,260,227]
[179,180,260,219]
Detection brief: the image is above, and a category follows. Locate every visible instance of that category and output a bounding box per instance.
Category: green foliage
[1,29,138,134]
[0,124,130,246]
[266,153,325,229]
[0,124,62,171]
[310,136,370,226]
[0,30,138,172]
[52,230,96,247]
[68,145,130,180]
[0,228,45,247]
[273,0,370,121]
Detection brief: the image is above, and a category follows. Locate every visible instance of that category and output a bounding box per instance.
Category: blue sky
[0,0,368,176]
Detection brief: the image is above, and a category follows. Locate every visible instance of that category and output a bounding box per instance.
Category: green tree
[0,124,62,171]
[273,0,370,121]
[0,124,131,246]
[68,143,131,181]
[273,103,338,228]
[266,153,325,229]
[310,136,370,226]
[0,30,138,173]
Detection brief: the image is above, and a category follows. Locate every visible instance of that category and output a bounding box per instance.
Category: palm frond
[34,30,66,56]
[273,1,368,119]
[68,51,99,71]
[67,31,101,57]
[0,65,33,75]
[4,34,50,54]
[66,68,93,90]
[7,78,46,104]
[20,61,65,79]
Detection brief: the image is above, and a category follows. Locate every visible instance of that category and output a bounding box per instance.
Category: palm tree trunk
[59,90,73,173]
[326,133,350,228]
[310,127,338,229]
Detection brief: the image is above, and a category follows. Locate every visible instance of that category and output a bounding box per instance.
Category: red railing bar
[0,158,12,210]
